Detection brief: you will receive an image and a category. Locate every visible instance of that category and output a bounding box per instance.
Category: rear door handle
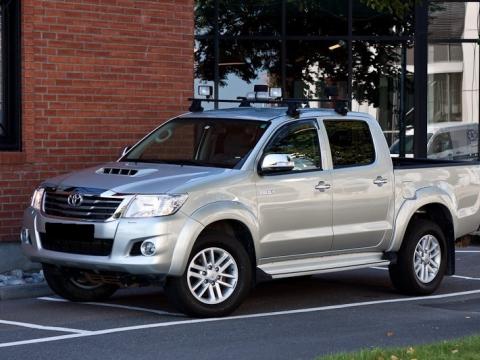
[373,176,388,186]
[315,181,331,191]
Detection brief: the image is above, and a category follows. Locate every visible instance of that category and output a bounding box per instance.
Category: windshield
[123,118,269,169]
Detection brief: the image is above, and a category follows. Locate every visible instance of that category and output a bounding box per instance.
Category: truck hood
[43,162,230,194]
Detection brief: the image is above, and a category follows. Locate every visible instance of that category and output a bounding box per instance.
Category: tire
[164,233,252,317]
[43,264,118,302]
[389,219,447,295]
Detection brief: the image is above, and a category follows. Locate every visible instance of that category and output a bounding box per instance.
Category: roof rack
[188,97,350,117]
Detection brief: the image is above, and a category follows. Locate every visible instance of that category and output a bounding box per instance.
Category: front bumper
[21,207,194,275]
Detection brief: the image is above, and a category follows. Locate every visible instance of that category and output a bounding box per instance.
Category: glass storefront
[427,1,480,161]
[194,0,479,160]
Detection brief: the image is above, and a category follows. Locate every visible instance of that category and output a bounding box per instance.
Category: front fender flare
[168,201,259,276]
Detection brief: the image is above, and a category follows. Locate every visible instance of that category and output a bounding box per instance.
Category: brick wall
[0,0,194,241]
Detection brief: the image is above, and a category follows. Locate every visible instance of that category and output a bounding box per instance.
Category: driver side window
[264,120,321,172]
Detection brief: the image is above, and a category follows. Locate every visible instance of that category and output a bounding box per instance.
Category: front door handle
[315,181,331,191]
[373,176,388,186]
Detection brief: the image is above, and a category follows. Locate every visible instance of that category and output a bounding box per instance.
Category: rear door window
[324,120,375,168]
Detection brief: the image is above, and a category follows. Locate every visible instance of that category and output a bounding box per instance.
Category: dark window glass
[217,40,281,105]
[124,118,269,169]
[0,0,21,150]
[286,0,348,36]
[286,41,348,100]
[0,6,3,137]
[264,121,321,171]
[217,0,281,36]
[352,42,415,147]
[352,1,414,36]
[324,120,375,168]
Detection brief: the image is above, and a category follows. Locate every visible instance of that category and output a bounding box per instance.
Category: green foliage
[360,0,418,19]
[320,335,480,360]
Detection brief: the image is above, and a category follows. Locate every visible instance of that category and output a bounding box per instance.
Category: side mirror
[120,146,132,157]
[260,154,295,174]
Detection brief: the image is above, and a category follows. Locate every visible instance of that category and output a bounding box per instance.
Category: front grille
[44,191,123,221]
[40,233,113,256]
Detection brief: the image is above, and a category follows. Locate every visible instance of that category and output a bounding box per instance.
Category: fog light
[20,228,31,244]
[140,240,156,256]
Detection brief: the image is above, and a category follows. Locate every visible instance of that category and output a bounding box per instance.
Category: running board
[258,252,390,279]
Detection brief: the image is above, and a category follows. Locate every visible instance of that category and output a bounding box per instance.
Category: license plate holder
[45,223,94,241]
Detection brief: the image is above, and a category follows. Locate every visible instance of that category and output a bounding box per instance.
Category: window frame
[0,0,22,151]
[323,118,377,169]
[257,119,323,176]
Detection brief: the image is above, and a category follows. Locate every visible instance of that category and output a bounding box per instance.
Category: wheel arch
[390,197,456,275]
[169,201,259,276]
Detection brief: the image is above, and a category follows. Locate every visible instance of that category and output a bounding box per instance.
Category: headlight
[123,194,188,218]
[31,188,45,210]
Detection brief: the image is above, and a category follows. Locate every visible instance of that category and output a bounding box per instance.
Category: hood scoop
[97,167,158,177]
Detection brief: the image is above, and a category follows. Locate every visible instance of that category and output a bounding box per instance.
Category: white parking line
[371,266,480,281]
[37,297,183,317]
[455,250,480,253]
[0,320,90,335]
[3,288,480,349]
[452,275,480,281]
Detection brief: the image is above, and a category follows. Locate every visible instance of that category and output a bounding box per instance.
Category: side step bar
[258,252,390,279]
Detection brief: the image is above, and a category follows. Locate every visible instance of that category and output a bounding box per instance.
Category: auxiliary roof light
[198,85,213,99]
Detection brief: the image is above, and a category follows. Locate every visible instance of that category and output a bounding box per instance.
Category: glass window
[352,42,414,147]
[427,42,479,161]
[264,121,321,171]
[324,120,376,168]
[286,0,348,36]
[352,1,414,36]
[217,0,281,36]
[0,7,3,137]
[124,118,269,169]
[0,0,21,150]
[194,39,215,110]
[428,132,453,157]
[217,40,281,106]
[286,41,348,101]
[429,2,479,40]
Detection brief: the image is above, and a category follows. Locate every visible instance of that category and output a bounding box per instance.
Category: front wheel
[43,264,118,302]
[165,234,252,317]
[389,219,447,295]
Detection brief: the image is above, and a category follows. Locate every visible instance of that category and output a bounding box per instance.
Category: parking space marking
[3,288,480,349]
[0,320,90,335]
[455,250,480,253]
[38,297,183,317]
[452,275,480,281]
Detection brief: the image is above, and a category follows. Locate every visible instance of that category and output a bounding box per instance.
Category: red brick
[0,0,194,242]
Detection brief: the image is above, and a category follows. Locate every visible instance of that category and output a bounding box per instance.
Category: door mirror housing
[260,154,295,174]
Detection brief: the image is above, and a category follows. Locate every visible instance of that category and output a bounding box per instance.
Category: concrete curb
[0,282,52,300]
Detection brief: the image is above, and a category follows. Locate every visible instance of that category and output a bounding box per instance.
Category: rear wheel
[389,219,447,295]
[165,233,252,317]
[43,264,118,302]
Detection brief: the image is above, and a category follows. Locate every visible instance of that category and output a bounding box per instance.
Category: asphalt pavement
[1,247,480,360]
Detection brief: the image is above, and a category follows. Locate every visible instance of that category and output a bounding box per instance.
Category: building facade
[0,0,478,266]
[0,0,193,266]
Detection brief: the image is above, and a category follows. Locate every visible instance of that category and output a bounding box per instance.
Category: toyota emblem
[67,192,84,207]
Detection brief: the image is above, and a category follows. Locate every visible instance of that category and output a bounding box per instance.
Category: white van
[390,122,479,160]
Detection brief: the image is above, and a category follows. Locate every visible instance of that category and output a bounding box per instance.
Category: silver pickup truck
[21,103,480,317]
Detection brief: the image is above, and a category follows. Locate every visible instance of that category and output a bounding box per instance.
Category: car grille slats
[44,191,123,221]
